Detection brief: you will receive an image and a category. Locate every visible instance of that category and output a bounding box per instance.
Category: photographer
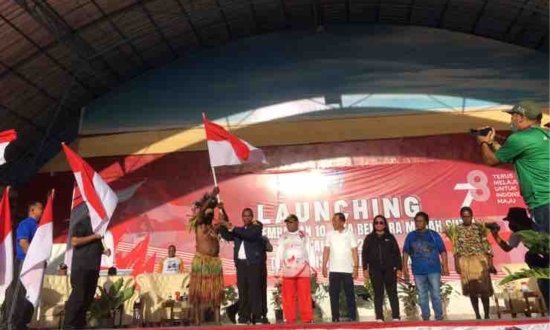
[476,101,549,233]
[490,207,549,310]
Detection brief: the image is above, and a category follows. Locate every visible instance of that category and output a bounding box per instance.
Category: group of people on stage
[188,191,548,325]
[1,101,547,328]
[184,101,548,325]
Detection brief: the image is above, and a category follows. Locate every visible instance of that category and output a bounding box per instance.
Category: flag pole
[203,113,222,202]
[210,166,219,187]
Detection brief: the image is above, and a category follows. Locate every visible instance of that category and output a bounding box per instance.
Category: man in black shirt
[64,216,110,329]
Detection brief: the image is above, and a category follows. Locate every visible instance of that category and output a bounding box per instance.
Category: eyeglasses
[374,221,385,225]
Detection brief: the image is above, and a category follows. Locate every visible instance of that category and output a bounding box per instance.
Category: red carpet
[130,318,549,330]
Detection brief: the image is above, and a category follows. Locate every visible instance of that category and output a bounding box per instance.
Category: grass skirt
[459,254,494,297]
[189,253,224,308]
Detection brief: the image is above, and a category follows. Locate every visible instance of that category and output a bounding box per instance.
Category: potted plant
[440,282,457,319]
[398,282,419,320]
[221,285,238,323]
[271,282,283,323]
[500,230,550,285]
[310,274,327,322]
[88,278,135,328]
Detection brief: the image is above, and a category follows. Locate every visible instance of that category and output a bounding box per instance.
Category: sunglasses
[374,221,385,225]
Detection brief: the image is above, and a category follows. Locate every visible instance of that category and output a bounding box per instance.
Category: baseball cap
[503,207,530,222]
[505,101,542,120]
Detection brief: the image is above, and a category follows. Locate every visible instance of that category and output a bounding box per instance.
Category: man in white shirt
[322,212,359,322]
[274,214,316,324]
[156,245,185,274]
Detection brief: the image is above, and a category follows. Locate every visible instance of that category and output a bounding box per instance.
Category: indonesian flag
[62,143,118,235]
[0,186,13,296]
[202,114,266,167]
[20,190,54,307]
[64,181,144,270]
[0,129,17,166]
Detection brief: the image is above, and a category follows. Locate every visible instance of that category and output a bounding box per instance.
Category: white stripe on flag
[0,233,13,292]
[0,142,9,165]
[207,140,266,167]
[74,172,117,235]
[20,221,53,307]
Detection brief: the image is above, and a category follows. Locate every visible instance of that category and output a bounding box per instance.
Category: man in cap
[489,207,549,310]
[477,101,549,233]
[274,214,316,324]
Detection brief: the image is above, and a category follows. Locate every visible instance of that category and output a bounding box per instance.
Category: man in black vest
[220,207,264,324]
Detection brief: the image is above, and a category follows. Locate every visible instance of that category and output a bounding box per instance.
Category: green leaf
[515,231,550,254]
[499,267,550,285]
[108,278,124,297]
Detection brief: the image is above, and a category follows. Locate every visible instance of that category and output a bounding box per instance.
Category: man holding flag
[64,215,111,328]
[62,143,117,329]
[16,191,55,330]
[188,187,224,325]
[1,193,51,330]
[15,202,44,275]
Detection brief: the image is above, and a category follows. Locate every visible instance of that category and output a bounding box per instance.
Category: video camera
[484,222,500,232]
[469,127,492,136]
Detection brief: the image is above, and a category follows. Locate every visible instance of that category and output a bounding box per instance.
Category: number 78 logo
[454,170,491,207]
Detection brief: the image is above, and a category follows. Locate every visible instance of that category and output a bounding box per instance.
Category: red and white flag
[0,186,13,296]
[203,114,266,167]
[0,129,17,166]
[62,144,118,235]
[20,190,54,307]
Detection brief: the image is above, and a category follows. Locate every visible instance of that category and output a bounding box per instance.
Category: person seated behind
[107,266,118,276]
[156,245,186,274]
[57,263,68,276]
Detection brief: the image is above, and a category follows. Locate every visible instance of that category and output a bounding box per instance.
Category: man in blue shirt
[0,201,43,330]
[402,212,449,321]
[15,201,43,273]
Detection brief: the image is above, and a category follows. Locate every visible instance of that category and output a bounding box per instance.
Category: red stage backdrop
[25,134,526,283]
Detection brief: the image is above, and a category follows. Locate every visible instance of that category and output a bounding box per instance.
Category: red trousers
[282,276,313,323]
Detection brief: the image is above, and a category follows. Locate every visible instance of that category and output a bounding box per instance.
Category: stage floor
[127,318,549,330]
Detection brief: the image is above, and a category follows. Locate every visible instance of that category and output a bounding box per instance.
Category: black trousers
[236,260,263,320]
[1,260,34,330]
[328,272,357,321]
[64,269,99,328]
[369,267,400,320]
[261,260,268,317]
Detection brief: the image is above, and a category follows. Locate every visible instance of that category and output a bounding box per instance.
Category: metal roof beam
[0,13,98,97]
[90,0,149,69]
[173,0,205,47]
[471,0,491,33]
[14,0,121,90]
[136,0,178,57]
[213,0,234,40]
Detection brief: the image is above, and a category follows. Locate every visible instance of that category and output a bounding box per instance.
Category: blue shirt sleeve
[16,220,31,241]
[403,233,412,254]
[433,231,446,253]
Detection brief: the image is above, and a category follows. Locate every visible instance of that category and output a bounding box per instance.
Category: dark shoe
[259,316,270,324]
[237,316,249,324]
[484,315,490,319]
[226,307,236,324]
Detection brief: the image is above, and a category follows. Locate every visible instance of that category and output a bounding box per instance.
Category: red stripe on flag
[0,129,16,143]
[0,187,11,242]
[203,115,250,161]
[41,190,55,226]
[62,144,108,220]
